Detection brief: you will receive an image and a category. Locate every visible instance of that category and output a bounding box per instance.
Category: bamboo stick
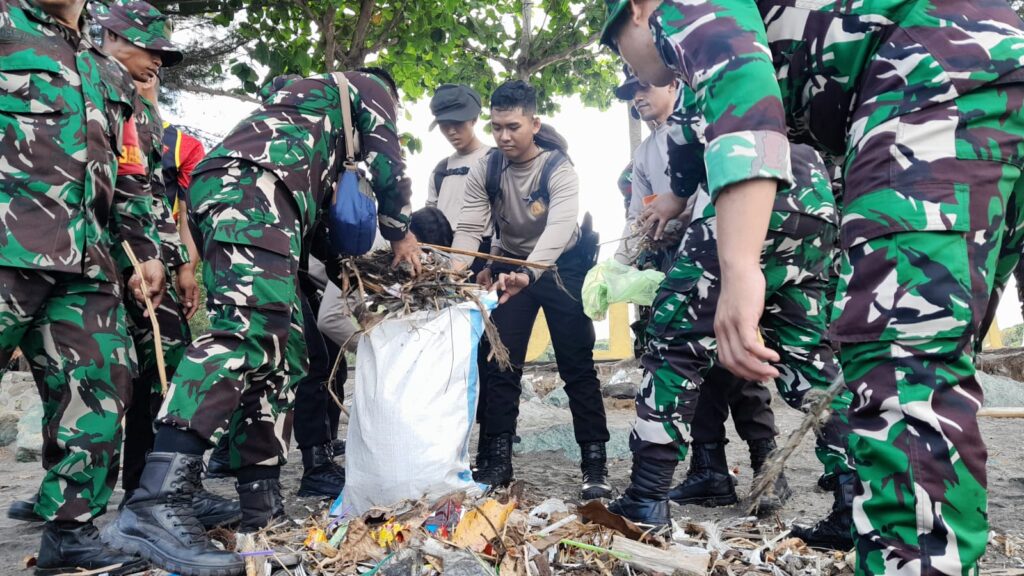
[418,243,554,270]
[978,407,1024,418]
[121,241,168,395]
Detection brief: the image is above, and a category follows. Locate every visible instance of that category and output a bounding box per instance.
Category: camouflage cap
[89,1,183,67]
[600,0,629,52]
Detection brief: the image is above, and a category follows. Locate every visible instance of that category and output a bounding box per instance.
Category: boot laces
[167,459,209,544]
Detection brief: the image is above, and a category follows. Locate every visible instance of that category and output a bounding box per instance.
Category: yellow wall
[525,303,633,362]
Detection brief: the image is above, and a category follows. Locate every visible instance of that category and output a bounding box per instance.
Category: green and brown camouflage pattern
[635,143,852,481]
[832,83,1024,575]
[198,71,413,244]
[0,269,134,522]
[157,162,306,468]
[608,0,1024,572]
[88,0,183,67]
[0,0,161,282]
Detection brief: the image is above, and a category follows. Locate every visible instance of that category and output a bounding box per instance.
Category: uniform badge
[529,199,546,217]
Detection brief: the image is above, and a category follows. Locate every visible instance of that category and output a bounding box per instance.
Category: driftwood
[609,535,711,576]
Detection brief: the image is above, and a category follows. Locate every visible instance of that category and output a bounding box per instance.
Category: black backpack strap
[432,158,449,195]
[533,149,569,205]
[484,148,504,205]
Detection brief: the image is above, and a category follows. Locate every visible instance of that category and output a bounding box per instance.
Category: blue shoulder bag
[327,72,377,256]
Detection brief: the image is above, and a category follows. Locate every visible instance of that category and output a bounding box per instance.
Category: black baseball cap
[430,84,482,129]
[614,64,643,101]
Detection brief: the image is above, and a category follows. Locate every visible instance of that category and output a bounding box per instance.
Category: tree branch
[525,29,599,74]
[165,82,260,103]
[464,41,516,71]
[348,0,377,62]
[369,0,411,53]
[519,0,533,68]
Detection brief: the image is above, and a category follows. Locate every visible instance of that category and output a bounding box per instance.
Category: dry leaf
[453,499,516,552]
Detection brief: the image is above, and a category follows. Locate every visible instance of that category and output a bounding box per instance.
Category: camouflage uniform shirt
[197,71,412,242]
[0,0,159,282]
[650,0,1024,244]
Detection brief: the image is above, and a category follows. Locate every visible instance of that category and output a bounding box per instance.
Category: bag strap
[333,72,360,168]
[432,158,449,195]
[484,148,504,205]
[534,149,568,206]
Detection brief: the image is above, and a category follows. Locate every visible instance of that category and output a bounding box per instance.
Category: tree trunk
[628,106,642,153]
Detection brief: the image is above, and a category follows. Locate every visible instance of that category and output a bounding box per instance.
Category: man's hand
[641,193,688,241]
[714,264,779,381]
[495,271,530,305]
[129,259,166,315]
[390,232,422,276]
[475,267,494,290]
[174,263,200,320]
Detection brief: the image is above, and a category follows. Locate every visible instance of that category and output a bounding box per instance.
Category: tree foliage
[152,0,620,113]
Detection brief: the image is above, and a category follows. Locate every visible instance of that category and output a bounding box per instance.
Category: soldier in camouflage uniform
[603,0,1024,572]
[0,0,166,573]
[89,0,241,529]
[104,68,418,576]
[604,88,854,536]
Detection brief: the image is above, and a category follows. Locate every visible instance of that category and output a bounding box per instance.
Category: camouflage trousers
[833,83,1024,576]
[0,268,133,521]
[120,266,191,491]
[157,161,307,469]
[636,212,854,478]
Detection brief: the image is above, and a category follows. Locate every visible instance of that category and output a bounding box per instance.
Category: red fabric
[118,117,146,177]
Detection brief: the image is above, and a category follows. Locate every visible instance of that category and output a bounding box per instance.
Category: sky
[162,90,1024,338]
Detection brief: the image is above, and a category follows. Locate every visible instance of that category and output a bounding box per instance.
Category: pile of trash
[334,249,509,367]
[221,485,856,576]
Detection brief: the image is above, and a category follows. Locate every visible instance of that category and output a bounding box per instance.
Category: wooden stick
[419,243,554,270]
[978,407,1024,418]
[121,241,168,395]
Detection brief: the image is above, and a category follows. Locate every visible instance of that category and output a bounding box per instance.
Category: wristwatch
[515,266,537,284]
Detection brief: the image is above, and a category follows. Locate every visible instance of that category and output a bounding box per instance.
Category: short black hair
[410,207,454,248]
[490,80,537,116]
[357,66,399,99]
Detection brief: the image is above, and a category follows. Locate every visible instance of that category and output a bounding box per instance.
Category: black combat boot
[607,456,676,528]
[121,485,241,529]
[237,478,286,533]
[297,443,346,499]
[667,442,738,507]
[749,438,792,514]
[579,442,613,500]
[205,439,232,479]
[473,433,514,489]
[791,471,856,550]
[36,521,148,576]
[192,485,242,528]
[102,452,245,576]
[8,494,41,522]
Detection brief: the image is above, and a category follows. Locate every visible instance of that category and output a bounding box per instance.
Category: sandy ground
[0,387,1021,573]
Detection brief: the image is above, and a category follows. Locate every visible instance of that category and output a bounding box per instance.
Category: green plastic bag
[583,259,666,321]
